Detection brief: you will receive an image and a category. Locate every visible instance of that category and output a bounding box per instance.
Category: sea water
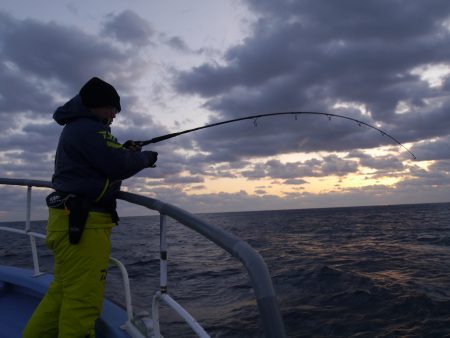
[1,203,450,337]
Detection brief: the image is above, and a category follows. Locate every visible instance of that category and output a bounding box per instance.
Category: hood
[53,95,98,126]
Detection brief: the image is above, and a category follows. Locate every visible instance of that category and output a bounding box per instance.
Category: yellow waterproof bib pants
[23,208,115,338]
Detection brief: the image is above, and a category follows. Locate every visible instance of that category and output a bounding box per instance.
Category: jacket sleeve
[76,122,151,180]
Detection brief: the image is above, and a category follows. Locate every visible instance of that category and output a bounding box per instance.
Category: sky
[0,0,449,221]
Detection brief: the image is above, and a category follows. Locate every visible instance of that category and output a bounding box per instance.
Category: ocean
[1,202,450,337]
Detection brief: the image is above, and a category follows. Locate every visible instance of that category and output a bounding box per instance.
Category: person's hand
[123,140,142,152]
[143,151,158,167]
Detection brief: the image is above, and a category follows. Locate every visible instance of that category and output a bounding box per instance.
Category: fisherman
[23,77,158,337]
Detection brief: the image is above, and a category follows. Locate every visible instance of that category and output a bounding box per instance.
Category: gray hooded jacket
[52,95,151,205]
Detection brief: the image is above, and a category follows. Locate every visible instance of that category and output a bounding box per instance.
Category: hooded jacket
[52,95,151,206]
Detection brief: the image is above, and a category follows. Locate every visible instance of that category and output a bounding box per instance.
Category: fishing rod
[137,111,417,160]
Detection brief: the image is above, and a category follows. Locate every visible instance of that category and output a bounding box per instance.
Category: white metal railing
[151,214,210,338]
[0,178,286,338]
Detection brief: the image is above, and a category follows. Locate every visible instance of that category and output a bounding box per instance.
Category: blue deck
[0,265,131,338]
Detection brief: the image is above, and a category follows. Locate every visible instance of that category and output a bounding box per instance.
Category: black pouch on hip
[66,196,92,244]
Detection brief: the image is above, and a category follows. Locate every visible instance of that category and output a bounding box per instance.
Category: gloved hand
[123,140,142,152]
[143,151,158,167]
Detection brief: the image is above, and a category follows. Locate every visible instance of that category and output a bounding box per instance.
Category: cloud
[283,178,307,185]
[347,151,405,171]
[0,10,153,120]
[172,0,450,161]
[242,156,359,180]
[0,62,56,115]
[162,175,204,185]
[410,136,450,161]
[102,10,155,46]
[164,36,191,52]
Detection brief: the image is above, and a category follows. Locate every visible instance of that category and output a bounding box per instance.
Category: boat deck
[0,265,130,338]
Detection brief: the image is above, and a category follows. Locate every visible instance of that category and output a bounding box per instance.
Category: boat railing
[0,178,286,338]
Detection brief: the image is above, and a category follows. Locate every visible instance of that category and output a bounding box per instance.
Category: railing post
[152,292,162,338]
[109,257,134,322]
[25,186,31,232]
[26,185,42,276]
[152,213,168,338]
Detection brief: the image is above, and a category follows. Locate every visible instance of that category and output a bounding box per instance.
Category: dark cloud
[321,155,359,176]
[283,179,307,185]
[393,160,450,201]
[410,136,450,161]
[347,151,406,171]
[0,62,56,115]
[242,156,358,180]
[162,175,204,185]
[2,17,125,87]
[0,122,62,154]
[1,150,53,179]
[0,10,152,120]
[173,0,450,160]
[165,36,191,52]
[145,187,293,213]
[101,10,193,53]
[102,10,154,46]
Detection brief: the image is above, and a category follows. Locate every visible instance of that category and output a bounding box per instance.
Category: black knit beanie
[79,77,121,112]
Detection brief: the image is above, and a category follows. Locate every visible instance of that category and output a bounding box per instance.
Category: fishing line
[137,111,417,160]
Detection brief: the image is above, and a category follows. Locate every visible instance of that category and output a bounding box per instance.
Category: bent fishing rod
[137,111,417,160]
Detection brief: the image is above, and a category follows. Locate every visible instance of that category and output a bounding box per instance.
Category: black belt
[46,191,112,213]
[46,191,118,244]
[50,203,111,214]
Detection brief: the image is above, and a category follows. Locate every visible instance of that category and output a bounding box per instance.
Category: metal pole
[160,214,168,293]
[109,257,134,322]
[152,292,162,338]
[160,293,210,337]
[26,185,42,276]
[153,213,168,338]
[25,186,31,232]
